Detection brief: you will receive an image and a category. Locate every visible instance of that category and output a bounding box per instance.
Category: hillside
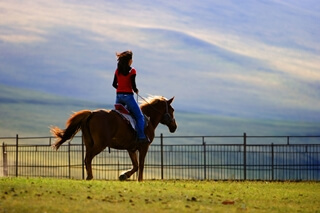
[0,84,107,137]
[1,84,319,140]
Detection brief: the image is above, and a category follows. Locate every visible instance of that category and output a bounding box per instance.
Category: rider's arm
[130,74,138,93]
[112,74,118,89]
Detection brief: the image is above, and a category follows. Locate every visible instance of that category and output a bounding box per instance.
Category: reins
[136,93,151,105]
[136,94,173,125]
[136,94,165,114]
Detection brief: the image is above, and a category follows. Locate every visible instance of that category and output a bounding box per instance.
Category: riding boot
[137,137,150,144]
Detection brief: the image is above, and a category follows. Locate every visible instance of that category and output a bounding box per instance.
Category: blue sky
[0,0,319,121]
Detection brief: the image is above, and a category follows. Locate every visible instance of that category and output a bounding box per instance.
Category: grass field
[0,178,319,213]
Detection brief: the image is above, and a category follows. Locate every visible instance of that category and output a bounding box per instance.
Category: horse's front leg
[119,150,138,181]
[138,145,150,182]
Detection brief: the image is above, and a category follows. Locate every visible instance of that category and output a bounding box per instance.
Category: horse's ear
[168,97,175,104]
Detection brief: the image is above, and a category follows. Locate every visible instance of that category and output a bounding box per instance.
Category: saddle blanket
[113,110,137,130]
[113,104,149,131]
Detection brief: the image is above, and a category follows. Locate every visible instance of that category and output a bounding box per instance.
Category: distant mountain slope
[1,84,319,140]
[0,84,108,137]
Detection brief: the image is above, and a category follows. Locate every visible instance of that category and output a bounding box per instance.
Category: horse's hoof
[119,174,128,181]
[86,176,93,180]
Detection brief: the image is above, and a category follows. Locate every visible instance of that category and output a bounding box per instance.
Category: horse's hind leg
[119,150,138,181]
[84,151,95,180]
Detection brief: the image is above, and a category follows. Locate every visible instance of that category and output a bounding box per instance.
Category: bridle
[137,94,175,126]
[161,100,175,125]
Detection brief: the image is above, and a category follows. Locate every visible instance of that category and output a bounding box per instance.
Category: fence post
[2,142,8,176]
[68,142,71,179]
[15,134,19,177]
[271,143,274,181]
[82,134,85,180]
[243,133,247,180]
[160,133,164,180]
[203,137,206,180]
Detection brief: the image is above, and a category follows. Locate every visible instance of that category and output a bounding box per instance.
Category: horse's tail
[50,110,92,150]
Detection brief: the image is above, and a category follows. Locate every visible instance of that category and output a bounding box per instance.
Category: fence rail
[1,133,320,181]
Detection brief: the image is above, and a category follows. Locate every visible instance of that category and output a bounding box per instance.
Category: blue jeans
[116,94,146,139]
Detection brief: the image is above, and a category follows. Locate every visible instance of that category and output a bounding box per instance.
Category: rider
[112,50,149,144]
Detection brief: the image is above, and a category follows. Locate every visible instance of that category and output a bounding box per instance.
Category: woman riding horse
[51,96,177,181]
[112,50,148,144]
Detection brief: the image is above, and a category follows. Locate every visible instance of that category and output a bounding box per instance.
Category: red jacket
[112,68,138,94]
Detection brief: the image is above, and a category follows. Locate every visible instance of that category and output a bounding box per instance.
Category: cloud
[189,29,320,82]
[0,0,319,121]
[0,34,45,43]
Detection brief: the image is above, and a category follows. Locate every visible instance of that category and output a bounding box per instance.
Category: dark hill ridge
[0,84,109,137]
[1,84,319,139]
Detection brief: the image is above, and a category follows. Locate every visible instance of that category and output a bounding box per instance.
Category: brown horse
[50,96,177,181]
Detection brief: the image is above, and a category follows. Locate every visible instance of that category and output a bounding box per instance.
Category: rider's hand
[135,89,139,94]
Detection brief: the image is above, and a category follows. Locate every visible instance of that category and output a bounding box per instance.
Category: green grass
[0,178,319,213]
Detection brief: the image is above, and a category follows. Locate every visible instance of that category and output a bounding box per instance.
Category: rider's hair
[116,50,132,76]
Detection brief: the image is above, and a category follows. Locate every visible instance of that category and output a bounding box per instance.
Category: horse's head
[159,97,177,133]
[141,96,177,133]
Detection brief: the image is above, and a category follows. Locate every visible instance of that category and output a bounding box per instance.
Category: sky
[0,0,319,122]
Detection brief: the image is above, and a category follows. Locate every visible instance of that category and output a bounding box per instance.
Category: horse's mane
[139,95,167,108]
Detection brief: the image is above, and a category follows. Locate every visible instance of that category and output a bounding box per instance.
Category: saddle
[113,104,149,131]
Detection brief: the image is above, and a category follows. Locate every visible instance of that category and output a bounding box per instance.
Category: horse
[50,96,177,181]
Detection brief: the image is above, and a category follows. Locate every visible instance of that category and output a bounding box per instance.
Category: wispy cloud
[0,34,45,43]
[0,0,319,121]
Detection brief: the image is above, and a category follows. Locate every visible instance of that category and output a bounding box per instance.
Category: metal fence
[1,133,320,181]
